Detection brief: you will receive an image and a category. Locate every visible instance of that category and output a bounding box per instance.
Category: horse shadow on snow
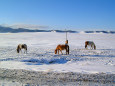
[22,57,68,65]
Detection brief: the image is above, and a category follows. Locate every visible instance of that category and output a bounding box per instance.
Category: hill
[0,25,115,34]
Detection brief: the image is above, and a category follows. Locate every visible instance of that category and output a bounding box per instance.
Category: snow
[0,32,115,74]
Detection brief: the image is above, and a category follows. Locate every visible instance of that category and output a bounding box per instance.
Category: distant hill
[82,31,115,34]
[51,30,115,34]
[0,26,50,33]
[0,25,115,34]
[51,30,78,33]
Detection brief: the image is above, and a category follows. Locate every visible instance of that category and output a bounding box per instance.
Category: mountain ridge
[0,25,115,34]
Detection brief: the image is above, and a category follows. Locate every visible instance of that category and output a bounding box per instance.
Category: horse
[55,44,69,55]
[85,41,96,50]
[17,44,27,53]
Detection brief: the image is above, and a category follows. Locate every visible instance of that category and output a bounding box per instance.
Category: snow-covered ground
[0,32,115,74]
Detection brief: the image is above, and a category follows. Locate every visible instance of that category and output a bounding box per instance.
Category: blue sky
[0,0,115,30]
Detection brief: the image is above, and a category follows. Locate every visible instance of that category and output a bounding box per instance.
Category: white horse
[85,41,96,50]
[17,44,27,53]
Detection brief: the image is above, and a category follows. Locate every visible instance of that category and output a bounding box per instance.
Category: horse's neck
[55,48,58,51]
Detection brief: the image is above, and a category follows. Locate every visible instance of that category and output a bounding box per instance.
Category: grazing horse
[17,44,27,53]
[85,41,96,50]
[55,44,69,55]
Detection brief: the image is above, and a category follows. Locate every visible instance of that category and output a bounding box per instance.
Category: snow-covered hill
[0,25,115,34]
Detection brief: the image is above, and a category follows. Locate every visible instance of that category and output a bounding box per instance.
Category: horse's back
[18,44,27,48]
[23,44,27,47]
[85,41,94,45]
[58,44,69,50]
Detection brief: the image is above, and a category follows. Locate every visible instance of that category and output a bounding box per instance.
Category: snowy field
[0,32,115,74]
[0,32,115,85]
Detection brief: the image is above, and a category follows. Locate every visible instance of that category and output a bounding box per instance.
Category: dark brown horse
[85,41,96,50]
[17,44,27,53]
[55,44,69,55]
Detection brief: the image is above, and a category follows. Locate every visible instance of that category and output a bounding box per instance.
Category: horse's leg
[23,49,25,53]
[26,49,27,54]
[24,49,27,54]
[58,50,59,54]
[59,50,63,55]
[18,49,20,53]
[66,49,67,55]
[92,45,94,50]
[94,44,96,50]
[90,45,93,50]
[92,45,93,49]
[68,46,69,54]
[24,49,26,53]
[85,44,87,49]
[85,44,88,49]
[19,48,21,53]
[26,49,27,53]
[25,47,27,54]
[93,45,95,50]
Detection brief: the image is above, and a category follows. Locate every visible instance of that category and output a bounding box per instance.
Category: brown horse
[85,41,96,50]
[17,44,27,53]
[55,44,69,55]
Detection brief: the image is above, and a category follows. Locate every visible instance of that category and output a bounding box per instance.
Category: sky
[0,0,115,30]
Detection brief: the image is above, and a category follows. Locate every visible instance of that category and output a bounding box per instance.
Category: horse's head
[17,46,20,53]
[17,48,19,53]
[94,45,96,50]
[55,49,57,54]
